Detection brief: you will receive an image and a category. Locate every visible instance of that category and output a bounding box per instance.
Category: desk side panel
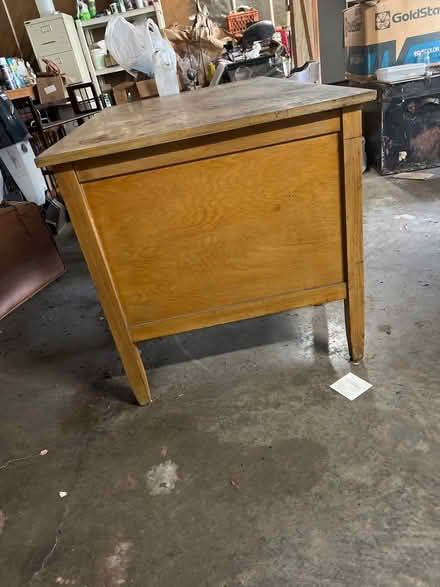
[83,133,346,336]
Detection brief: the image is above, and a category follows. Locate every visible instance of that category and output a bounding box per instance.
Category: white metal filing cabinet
[25,14,90,84]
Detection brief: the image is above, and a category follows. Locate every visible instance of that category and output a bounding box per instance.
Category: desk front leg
[342,107,365,362]
[55,166,151,406]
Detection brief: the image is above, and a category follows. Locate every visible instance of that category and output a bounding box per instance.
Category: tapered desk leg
[342,107,365,361]
[56,166,152,405]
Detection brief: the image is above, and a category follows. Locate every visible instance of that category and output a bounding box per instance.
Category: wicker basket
[227,9,259,35]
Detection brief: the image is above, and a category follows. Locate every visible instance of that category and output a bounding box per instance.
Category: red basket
[227,10,259,35]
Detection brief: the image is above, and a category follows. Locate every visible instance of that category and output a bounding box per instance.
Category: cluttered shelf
[78,5,156,29]
[5,0,439,179]
[95,65,124,76]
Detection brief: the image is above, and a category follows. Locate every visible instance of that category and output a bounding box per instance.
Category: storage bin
[376,64,426,84]
[227,10,259,35]
[91,48,107,71]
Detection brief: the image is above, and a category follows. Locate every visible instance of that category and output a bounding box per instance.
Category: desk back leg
[55,166,152,405]
[342,107,365,361]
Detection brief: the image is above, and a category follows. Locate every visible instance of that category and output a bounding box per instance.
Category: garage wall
[0,0,17,58]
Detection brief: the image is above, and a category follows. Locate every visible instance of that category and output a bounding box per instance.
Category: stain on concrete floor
[0,171,440,586]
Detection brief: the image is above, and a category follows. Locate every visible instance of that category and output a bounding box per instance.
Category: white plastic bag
[145,19,179,96]
[105,16,180,96]
[105,15,154,77]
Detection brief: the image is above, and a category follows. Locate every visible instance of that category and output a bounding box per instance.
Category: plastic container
[376,63,426,84]
[91,48,107,70]
[35,0,56,17]
[227,10,259,34]
[88,0,96,18]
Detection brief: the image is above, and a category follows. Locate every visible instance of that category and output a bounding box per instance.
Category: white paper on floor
[330,373,372,401]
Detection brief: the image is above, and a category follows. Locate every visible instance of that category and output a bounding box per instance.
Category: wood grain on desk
[36,78,376,168]
[44,78,375,405]
[85,133,344,329]
[6,86,37,101]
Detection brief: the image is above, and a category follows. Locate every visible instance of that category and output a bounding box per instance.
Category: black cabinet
[353,76,440,175]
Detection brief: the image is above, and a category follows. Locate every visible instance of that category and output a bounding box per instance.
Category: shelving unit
[95,65,124,76]
[76,3,165,99]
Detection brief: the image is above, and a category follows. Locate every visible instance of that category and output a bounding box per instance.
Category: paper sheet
[330,373,372,401]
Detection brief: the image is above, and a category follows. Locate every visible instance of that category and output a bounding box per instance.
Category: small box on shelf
[36,75,66,104]
[136,79,159,99]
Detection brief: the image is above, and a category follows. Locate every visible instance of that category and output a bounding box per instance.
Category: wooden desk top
[36,78,376,168]
[6,86,37,101]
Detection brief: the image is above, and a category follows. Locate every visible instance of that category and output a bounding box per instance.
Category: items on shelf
[75,1,165,98]
[77,0,150,19]
[89,0,97,18]
[36,59,68,104]
[226,8,259,35]
[163,2,287,90]
[77,0,91,21]
[0,59,36,92]
[106,17,179,96]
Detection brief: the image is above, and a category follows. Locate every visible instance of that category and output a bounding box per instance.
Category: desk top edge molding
[36,79,376,168]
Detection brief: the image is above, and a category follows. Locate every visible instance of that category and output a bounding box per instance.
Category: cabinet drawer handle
[42,41,56,45]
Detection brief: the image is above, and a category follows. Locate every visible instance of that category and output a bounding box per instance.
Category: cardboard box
[344,0,440,78]
[112,80,159,105]
[36,76,66,104]
[111,81,141,105]
[136,79,159,99]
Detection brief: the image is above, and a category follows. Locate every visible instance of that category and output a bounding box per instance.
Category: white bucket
[91,48,107,71]
[0,142,46,206]
[35,0,56,17]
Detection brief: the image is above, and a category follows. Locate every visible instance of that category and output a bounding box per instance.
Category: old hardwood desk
[37,78,376,405]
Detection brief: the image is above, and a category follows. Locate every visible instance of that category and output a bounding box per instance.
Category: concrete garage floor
[1,171,439,586]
